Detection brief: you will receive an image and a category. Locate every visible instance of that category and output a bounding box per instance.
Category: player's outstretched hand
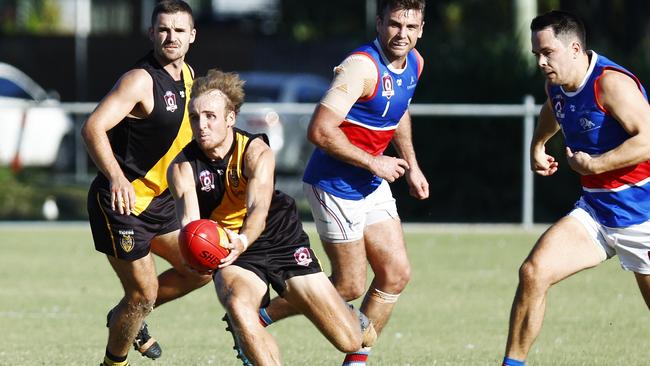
[369,155,409,182]
[219,228,246,268]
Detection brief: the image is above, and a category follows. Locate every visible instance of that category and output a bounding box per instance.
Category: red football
[180,219,230,272]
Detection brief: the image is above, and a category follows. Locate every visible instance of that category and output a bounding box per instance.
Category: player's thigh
[152,229,212,283]
[283,273,358,334]
[526,215,605,284]
[363,217,409,279]
[214,265,268,309]
[323,238,367,281]
[107,253,158,297]
[284,272,348,316]
[150,229,180,261]
[150,230,190,271]
[634,273,650,309]
[361,180,408,277]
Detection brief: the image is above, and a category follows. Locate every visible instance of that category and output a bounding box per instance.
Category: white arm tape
[238,233,249,251]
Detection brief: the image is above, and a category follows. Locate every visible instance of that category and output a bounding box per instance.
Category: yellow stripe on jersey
[132,63,194,215]
[209,132,250,231]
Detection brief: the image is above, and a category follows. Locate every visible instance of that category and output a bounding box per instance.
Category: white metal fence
[17,97,543,226]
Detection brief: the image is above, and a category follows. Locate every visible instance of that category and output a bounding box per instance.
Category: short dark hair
[151,0,194,28]
[530,10,586,49]
[378,0,426,20]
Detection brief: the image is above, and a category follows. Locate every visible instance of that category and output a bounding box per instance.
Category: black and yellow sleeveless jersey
[176,128,309,250]
[105,51,193,220]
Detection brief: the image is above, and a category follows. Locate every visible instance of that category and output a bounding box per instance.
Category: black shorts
[87,176,179,260]
[225,236,323,304]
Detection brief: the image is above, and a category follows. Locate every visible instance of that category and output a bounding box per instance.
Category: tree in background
[0,0,61,34]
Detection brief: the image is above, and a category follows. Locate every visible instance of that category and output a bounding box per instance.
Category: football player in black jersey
[168,69,377,365]
[81,2,211,365]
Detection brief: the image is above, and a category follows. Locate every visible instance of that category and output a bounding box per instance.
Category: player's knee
[175,262,212,285]
[330,273,366,300]
[518,260,550,289]
[376,261,411,293]
[395,261,412,290]
[335,281,366,301]
[224,297,257,323]
[126,284,158,307]
[124,297,155,317]
[329,315,363,353]
[334,333,363,354]
[188,271,212,288]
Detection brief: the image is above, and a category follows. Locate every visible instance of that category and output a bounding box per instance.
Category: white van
[0,62,73,168]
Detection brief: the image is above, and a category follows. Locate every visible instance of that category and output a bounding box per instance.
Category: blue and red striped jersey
[303,40,423,199]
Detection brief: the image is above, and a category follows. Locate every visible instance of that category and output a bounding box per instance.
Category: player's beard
[156,42,186,64]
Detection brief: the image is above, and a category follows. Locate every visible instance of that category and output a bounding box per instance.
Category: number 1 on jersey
[381,101,391,117]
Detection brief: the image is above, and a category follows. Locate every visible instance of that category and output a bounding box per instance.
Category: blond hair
[191,69,245,114]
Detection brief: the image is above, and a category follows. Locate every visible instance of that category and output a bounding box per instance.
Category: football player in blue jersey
[502,10,650,366]
[248,1,429,365]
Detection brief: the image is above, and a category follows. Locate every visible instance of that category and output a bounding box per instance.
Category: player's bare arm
[167,160,201,227]
[567,70,650,175]
[309,55,409,182]
[81,69,154,215]
[218,138,274,267]
[530,100,561,176]
[391,110,428,199]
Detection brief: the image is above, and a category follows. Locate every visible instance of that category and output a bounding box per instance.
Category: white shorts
[570,197,650,274]
[303,180,399,243]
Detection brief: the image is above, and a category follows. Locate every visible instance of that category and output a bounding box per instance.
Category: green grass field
[1,223,648,366]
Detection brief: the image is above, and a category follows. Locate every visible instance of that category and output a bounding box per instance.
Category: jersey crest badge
[199,170,215,192]
[118,229,135,253]
[164,91,178,112]
[381,72,395,99]
[228,169,240,188]
[294,247,313,266]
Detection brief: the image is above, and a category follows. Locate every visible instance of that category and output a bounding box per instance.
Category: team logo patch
[199,170,215,192]
[552,94,565,119]
[407,75,417,90]
[381,72,395,99]
[118,229,135,253]
[579,117,595,131]
[294,247,313,266]
[164,91,178,112]
[228,169,239,188]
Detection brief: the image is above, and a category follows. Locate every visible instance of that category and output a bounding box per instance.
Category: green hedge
[0,168,88,220]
